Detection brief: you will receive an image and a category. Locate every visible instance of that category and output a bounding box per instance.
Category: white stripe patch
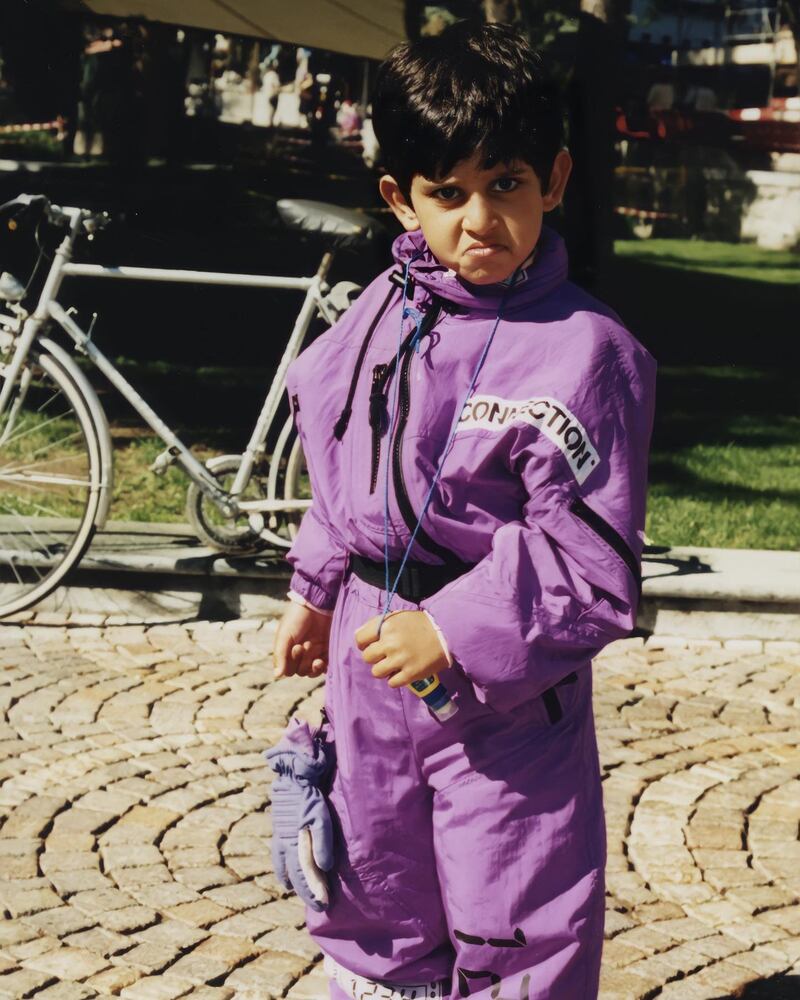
[455,393,601,485]
[323,954,444,999]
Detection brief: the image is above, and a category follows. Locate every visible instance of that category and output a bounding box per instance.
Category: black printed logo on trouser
[454,928,531,999]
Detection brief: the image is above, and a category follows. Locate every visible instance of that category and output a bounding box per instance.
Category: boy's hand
[355,611,449,688]
[274,602,332,680]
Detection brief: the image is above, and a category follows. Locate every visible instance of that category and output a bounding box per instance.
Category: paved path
[1,616,799,999]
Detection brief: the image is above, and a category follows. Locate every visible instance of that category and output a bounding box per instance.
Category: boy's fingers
[273,631,292,678]
[354,616,381,649]
[371,658,399,679]
[359,640,387,665]
[289,641,328,677]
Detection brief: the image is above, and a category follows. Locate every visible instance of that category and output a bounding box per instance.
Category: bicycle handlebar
[0,193,110,236]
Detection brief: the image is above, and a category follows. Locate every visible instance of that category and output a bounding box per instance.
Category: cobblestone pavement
[1,615,799,1000]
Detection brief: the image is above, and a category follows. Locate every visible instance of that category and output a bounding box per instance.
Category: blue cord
[378,257,525,635]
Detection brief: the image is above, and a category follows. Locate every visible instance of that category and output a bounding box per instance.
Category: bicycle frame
[0,209,330,520]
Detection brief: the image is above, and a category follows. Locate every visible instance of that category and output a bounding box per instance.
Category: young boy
[268,21,656,1000]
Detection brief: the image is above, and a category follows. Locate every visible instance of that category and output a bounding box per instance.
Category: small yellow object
[8,219,17,231]
[409,676,439,698]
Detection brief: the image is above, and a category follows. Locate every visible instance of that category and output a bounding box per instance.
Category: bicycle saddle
[276,199,384,249]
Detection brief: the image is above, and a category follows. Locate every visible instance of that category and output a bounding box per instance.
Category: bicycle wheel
[185,454,270,555]
[0,347,102,617]
[282,431,311,543]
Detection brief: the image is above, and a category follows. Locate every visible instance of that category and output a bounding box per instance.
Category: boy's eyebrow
[421,165,529,187]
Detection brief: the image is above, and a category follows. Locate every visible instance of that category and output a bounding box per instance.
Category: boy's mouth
[464,243,506,258]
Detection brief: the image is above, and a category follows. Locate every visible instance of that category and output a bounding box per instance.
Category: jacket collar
[391,224,568,313]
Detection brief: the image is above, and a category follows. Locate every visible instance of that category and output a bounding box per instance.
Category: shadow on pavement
[641,550,714,581]
[728,976,800,999]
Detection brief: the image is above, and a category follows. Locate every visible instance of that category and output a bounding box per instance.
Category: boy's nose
[462,195,498,236]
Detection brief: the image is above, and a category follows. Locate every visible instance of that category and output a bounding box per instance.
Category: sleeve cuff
[287,588,334,617]
[422,609,453,667]
[287,569,339,614]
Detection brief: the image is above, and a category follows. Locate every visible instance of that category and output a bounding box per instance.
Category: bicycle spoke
[0,408,80,452]
[0,350,99,616]
[0,512,62,550]
[0,540,27,587]
[35,384,64,414]
[0,481,86,518]
[0,511,47,583]
[24,426,85,463]
[0,472,92,488]
[0,493,71,529]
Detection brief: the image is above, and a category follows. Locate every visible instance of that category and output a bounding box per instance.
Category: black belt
[348,552,477,604]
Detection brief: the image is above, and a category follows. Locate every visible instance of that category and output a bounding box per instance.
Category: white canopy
[62,1,406,59]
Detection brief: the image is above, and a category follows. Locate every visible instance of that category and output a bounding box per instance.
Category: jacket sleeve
[282,357,349,614]
[420,333,657,714]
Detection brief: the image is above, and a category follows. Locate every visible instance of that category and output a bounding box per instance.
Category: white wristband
[287,589,334,617]
[422,609,452,667]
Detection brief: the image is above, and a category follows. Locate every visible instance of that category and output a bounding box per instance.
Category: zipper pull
[369,363,388,428]
[404,306,424,354]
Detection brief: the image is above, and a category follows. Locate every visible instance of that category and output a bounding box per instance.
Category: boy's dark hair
[372,21,564,199]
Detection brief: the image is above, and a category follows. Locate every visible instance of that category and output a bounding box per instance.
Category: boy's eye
[492,177,519,193]
[432,186,461,201]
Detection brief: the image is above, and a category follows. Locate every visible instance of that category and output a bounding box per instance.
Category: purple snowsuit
[281,224,657,999]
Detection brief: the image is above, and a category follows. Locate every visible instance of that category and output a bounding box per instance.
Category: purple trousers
[309,565,606,1000]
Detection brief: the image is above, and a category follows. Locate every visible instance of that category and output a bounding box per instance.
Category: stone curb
[35,524,800,600]
[3,524,799,638]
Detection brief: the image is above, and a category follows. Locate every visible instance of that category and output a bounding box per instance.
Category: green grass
[605,239,799,551]
[614,239,800,285]
[646,364,798,550]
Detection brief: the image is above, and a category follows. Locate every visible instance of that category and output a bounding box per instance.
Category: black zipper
[369,363,389,493]
[569,496,641,591]
[390,301,458,564]
[366,309,438,497]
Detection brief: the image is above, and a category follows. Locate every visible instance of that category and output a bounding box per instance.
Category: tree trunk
[781,1,800,95]
[564,0,627,291]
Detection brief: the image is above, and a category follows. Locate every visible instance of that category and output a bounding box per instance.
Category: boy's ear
[542,149,573,212]
[379,175,421,232]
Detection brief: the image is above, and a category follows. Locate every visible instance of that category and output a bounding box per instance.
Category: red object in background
[616,97,800,154]
[726,97,800,153]
[615,106,734,145]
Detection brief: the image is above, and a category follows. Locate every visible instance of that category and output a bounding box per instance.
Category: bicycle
[0,192,379,618]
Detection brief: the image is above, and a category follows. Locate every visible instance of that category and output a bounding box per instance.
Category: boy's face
[379,149,572,285]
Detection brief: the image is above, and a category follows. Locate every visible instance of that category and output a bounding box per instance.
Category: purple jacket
[284,225,656,714]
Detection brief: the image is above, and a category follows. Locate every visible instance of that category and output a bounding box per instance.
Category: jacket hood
[391,224,568,313]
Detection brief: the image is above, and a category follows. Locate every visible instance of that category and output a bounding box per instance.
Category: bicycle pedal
[149,448,179,475]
